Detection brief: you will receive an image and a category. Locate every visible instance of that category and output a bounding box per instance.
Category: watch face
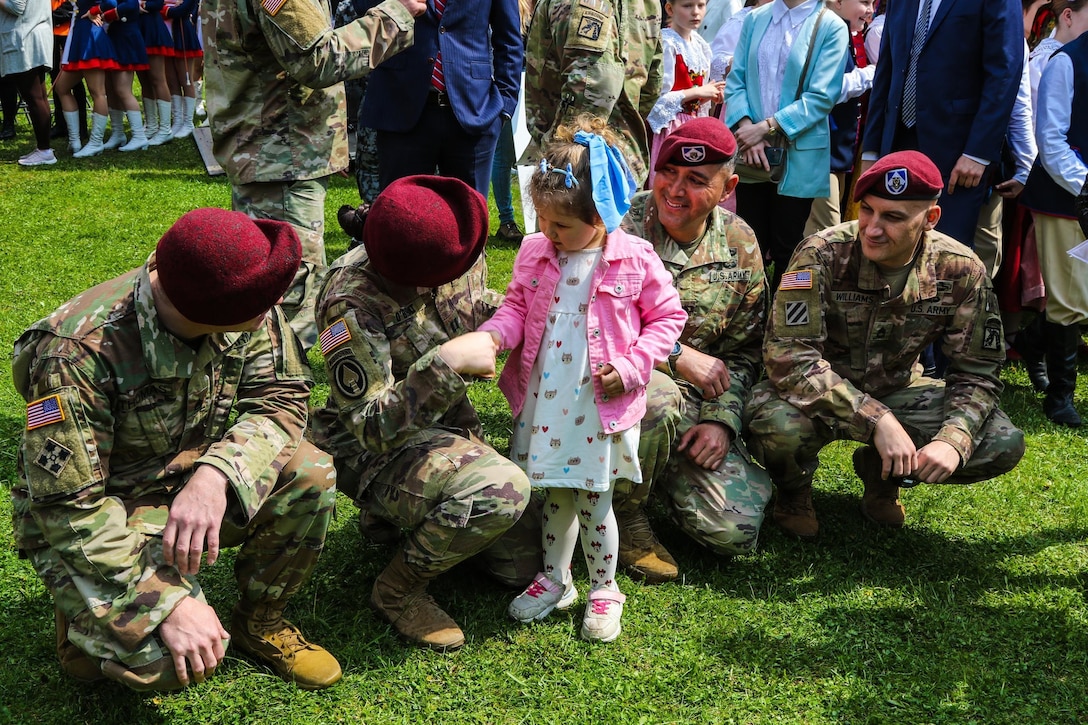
[671,342,682,357]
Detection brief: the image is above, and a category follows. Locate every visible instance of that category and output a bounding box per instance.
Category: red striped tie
[431,0,446,92]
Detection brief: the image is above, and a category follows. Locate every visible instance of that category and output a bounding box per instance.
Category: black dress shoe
[50,125,66,139]
[0,126,15,141]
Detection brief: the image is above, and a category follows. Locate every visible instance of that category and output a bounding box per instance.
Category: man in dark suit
[862,0,1023,249]
[359,0,523,196]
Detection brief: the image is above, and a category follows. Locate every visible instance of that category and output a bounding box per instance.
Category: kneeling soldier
[12,209,342,690]
[746,151,1025,539]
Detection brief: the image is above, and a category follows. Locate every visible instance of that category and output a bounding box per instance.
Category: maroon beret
[854,150,944,202]
[156,208,302,326]
[654,117,738,171]
[363,175,488,288]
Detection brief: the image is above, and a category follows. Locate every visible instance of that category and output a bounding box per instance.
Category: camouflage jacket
[309,249,502,498]
[10,257,311,648]
[763,221,1006,462]
[523,0,663,184]
[622,192,767,436]
[201,0,414,184]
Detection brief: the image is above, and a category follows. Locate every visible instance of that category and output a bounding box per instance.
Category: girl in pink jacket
[480,117,686,642]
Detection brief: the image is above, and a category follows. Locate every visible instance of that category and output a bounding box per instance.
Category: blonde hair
[530,115,625,225]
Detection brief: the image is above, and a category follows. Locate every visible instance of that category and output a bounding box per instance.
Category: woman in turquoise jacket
[723,0,847,289]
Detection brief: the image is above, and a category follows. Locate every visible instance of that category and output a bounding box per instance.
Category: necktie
[431,0,446,92]
[901,0,933,128]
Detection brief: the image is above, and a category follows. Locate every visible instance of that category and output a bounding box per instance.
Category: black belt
[427,89,451,107]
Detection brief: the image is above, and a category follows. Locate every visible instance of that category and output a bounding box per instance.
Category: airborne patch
[981,320,1003,351]
[784,301,809,326]
[34,438,73,478]
[576,10,605,41]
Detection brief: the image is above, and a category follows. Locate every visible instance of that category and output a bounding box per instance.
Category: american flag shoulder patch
[320,319,352,355]
[27,394,66,431]
[779,271,813,290]
[261,0,287,16]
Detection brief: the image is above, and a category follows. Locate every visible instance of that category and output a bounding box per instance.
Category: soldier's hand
[158,597,230,687]
[912,440,960,483]
[676,422,731,470]
[397,0,427,16]
[674,346,730,400]
[438,331,498,378]
[872,413,918,479]
[596,364,625,397]
[947,155,986,194]
[164,465,229,576]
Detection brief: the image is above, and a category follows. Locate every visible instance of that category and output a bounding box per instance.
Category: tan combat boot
[371,554,465,651]
[854,446,906,528]
[772,485,819,540]
[617,506,678,583]
[231,602,342,690]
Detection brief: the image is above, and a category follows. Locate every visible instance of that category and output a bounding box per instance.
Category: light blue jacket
[724,2,848,198]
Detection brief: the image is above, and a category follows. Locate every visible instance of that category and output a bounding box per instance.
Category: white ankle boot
[74,113,108,158]
[174,95,196,139]
[102,108,127,150]
[169,95,185,137]
[119,110,149,151]
[142,97,158,139]
[63,110,82,154]
[149,98,173,145]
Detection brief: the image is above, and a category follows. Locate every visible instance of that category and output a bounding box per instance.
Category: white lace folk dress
[510,248,642,492]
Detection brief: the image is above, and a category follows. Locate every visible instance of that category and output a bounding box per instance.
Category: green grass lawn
[1,125,1087,725]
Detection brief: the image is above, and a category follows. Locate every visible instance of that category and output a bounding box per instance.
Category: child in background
[647,0,725,186]
[480,116,686,643]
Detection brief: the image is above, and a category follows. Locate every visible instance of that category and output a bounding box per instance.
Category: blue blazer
[359,0,523,135]
[863,0,1023,176]
[724,3,849,199]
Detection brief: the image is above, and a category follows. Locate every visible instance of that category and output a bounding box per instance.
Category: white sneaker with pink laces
[508,572,578,623]
[580,588,626,642]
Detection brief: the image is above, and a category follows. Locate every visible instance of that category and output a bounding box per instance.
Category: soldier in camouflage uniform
[201,0,424,347]
[616,118,771,582]
[11,209,342,691]
[523,0,663,184]
[745,151,1025,540]
[310,176,536,652]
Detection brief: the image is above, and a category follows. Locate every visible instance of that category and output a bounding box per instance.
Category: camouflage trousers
[35,440,336,691]
[232,178,329,349]
[337,429,539,588]
[744,378,1026,492]
[615,371,773,555]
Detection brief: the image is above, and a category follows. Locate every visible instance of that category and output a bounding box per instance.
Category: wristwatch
[667,341,683,376]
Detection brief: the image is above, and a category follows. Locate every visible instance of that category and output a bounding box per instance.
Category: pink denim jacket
[480,229,687,433]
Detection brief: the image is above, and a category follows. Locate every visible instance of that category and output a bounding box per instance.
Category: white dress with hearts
[510,248,642,492]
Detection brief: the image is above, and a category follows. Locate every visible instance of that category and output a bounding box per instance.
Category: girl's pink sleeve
[478,245,535,352]
[611,245,687,392]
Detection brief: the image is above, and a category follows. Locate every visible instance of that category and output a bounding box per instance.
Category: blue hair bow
[572,130,637,232]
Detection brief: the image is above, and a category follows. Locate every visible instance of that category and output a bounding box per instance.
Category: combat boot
[617,506,678,583]
[231,601,342,690]
[772,485,819,540]
[854,446,906,528]
[370,553,465,651]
